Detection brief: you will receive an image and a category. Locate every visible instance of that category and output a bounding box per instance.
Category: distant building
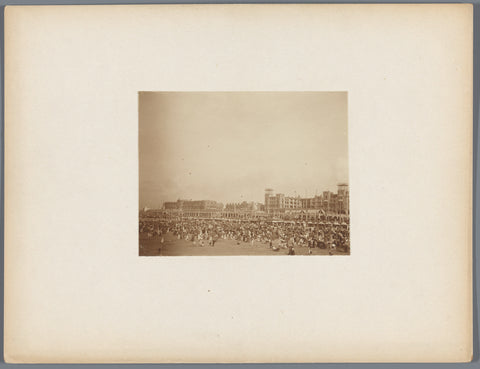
[163,199,223,211]
[183,200,223,211]
[162,184,348,216]
[301,197,314,209]
[164,201,180,210]
[264,189,300,213]
[264,188,274,211]
[264,184,349,214]
[225,201,262,212]
[336,183,349,214]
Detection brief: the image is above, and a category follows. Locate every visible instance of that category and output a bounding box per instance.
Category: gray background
[0,0,478,367]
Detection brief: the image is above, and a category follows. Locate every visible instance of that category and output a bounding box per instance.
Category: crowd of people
[140,216,350,254]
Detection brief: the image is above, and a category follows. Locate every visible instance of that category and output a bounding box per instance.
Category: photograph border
[0,0,478,367]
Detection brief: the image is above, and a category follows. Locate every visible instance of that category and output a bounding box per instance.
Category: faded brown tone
[139,92,348,208]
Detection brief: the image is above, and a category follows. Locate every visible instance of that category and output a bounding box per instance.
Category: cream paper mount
[4,4,473,363]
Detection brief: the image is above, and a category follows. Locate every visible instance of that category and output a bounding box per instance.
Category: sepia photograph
[4,4,472,362]
[139,92,349,256]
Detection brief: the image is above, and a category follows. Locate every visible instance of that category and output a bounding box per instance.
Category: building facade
[264,184,349,215]
[225,201,262,212]
[163,199,223,211]
[159,184,349,218]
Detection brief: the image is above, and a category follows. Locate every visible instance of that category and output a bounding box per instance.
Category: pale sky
[139,92,348,208]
